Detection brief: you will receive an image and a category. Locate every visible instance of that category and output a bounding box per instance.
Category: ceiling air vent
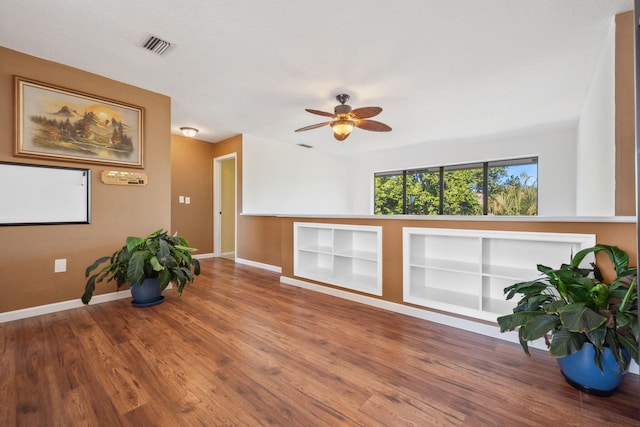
[142,35,172,56]
[297,143,313,148]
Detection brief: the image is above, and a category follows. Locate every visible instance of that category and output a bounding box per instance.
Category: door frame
[213,152,237,257]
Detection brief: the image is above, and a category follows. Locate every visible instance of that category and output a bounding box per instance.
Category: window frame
[373,157,538,216]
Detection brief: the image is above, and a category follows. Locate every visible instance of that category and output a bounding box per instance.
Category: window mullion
[402,170,407,214]
[482,162,488,215]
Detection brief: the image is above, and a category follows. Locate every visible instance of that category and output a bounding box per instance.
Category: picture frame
[15,76,144,168]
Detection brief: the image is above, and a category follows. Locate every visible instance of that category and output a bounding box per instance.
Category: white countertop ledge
[240,213,637,223]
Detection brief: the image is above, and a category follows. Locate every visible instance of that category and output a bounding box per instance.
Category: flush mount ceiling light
[180,127,199,138]
[294,94,391,141]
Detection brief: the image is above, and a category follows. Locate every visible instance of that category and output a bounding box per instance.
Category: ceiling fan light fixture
[330,119,355,139]
[180,127,199,138]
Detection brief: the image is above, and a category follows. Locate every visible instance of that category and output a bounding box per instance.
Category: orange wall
[237,215,282,267]
[615,11,636,216]
[171,134,242,254]
[0,47,171,312]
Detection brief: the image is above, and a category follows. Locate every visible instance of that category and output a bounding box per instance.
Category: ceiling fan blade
[294,122,330,132]
[305,109,335,118]
[351,106,382,119]
[356,119,392,132]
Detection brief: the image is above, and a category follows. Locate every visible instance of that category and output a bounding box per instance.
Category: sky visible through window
[498,164,537,185]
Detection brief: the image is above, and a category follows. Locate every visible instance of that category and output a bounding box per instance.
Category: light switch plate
[54,258,67,273]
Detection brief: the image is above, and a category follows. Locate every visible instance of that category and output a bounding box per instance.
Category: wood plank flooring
[1,258,638,426]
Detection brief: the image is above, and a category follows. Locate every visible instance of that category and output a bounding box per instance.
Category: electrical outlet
[54,259,67,273]
[185,197,191,205]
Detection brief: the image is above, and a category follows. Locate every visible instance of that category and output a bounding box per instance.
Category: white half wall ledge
[280,275,639,376]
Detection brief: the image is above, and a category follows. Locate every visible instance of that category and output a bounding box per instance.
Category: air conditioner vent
[142,35,172,56]
[297,143,313,148]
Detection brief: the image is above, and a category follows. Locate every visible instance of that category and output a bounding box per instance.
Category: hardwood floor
[1,258,638,426]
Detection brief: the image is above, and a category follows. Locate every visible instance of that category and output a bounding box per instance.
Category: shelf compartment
[297,245,334,255]
[481,264,540,281]
[334,229,379,260]
[296,226,333,252]
[334,256,380,294]
[403,227,596,323]
[482,237,594,272]
[295,250,333,276]
[334,248,378,261]
[410,257,480,274]
[407,267,480,300]
[482,297,517,318]
[410,234,481,265]
[481,276,518,316]
[294,222,382,296]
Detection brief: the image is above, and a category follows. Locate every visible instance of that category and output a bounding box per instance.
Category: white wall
[242,134,354,214]
[576,20,616,216]
[351,123,579,216]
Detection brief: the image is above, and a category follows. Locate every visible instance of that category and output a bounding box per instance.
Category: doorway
[213,153,237,259]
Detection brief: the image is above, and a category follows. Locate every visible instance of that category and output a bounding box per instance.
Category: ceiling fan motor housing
[334,104,352,115]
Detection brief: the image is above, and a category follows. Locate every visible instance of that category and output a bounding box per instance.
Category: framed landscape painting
[15,76,144,168]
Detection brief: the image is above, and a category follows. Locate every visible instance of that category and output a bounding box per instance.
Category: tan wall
[171,134,242,254]
[0,47,171,312]
[237,215,282,267]
[615,11,636,216]
[221,158,235,253]
[278,217,637,305]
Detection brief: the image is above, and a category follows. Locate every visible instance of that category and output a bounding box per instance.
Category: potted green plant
[81,229,201,306]
[497,244,638,396]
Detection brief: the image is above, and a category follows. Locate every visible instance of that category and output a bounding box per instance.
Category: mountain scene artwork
[17,78,143,167]
[29,106,134,156]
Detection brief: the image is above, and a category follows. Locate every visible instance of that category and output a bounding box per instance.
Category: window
[373,172,404,215]
[487,159,538,216]
[374,157,537,216]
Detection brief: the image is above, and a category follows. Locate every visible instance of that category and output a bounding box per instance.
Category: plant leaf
[618,333,640,365]
[549,328,585,358]
[125,236,146,252]
[520,314,561,341]
[497,311,542,332]
[81,275,97,304]
[149,256,163,271]
[127,254,145,285]
[557,303,607,332]
[84,256,111,277]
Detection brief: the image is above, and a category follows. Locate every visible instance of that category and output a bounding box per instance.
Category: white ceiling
[0,0,633,156]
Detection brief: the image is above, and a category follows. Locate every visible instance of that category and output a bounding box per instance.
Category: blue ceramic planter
[557,343,630,396]
[130,278,164,307]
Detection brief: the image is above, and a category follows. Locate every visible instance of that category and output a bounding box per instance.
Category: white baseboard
[193,253,215,259]
[280,276,639,375]
[0,289,132,323]
[235,257,282,273]
[0,283,174,324]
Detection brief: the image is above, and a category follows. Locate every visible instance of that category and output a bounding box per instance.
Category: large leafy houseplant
[497,244,638,371]
[82,229,200,304]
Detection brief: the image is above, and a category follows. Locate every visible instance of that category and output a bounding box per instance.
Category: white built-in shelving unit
[294,222,382,295]
[403,228,596,322]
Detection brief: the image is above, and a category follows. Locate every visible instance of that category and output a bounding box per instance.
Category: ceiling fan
[295,94,392,141]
